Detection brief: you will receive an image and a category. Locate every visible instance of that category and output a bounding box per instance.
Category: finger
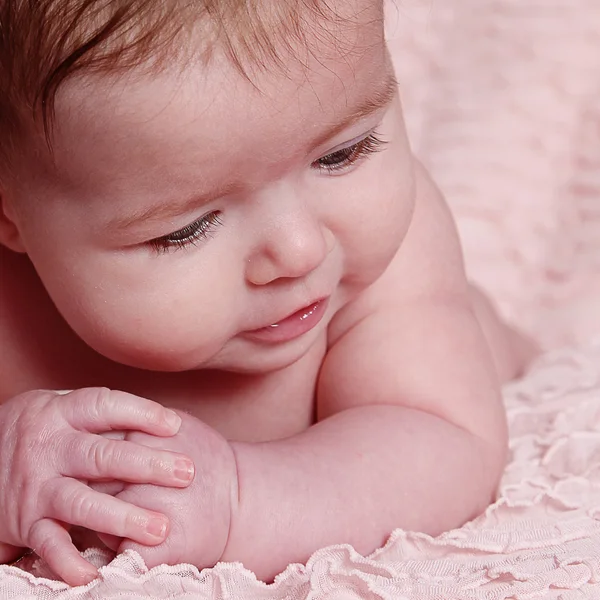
[88,480,127,496]
[97,532,121,552]
[28,519,98,587]
[63,436,195,487]
[62,388,182,436]
[48,478,170,546]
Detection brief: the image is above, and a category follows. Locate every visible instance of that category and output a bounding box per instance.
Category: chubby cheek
[337,156,415,287]
[39,258,241,371]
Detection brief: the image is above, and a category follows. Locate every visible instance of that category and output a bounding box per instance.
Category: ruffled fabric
[5,342,600,598]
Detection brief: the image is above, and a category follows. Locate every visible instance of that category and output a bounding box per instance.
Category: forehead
[46,0,388,191]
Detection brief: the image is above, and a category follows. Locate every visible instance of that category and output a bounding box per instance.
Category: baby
[0,0,532,587]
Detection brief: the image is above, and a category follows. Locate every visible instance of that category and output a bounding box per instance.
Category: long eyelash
[150,212,223,254]
[316,132,388,174]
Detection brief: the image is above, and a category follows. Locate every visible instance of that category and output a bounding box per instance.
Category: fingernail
[146,516,168,539]
[174,458,195,483]
[164,410,182,432]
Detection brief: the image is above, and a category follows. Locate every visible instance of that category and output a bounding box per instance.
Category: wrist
[188,424,239,568]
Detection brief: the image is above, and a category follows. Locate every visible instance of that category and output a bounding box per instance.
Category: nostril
[245,218,330,286]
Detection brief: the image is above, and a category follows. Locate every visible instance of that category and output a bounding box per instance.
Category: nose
[245,209,332,286]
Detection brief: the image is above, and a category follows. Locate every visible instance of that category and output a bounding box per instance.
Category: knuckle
[35,536,54,560]
[141,450,161,475]
[93,387,113,411]
[28,521,50,556]
[71,387,113,419]
[123,443,152,475]
[87,438,114,476]
[86,387,114,418]
[123,506,146,534]
[27,518,61,560]
[62,484,95,524]
[124,394,161,423]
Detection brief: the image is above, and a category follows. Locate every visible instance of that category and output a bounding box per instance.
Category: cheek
[335,158,415,283]
[37,254,242,371]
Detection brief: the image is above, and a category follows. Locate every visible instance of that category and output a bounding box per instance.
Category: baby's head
[0,0,415,374]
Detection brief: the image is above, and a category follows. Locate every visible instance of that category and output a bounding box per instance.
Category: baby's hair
[0,0,355,177]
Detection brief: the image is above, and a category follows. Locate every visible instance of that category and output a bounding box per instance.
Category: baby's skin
[0,0,535,586]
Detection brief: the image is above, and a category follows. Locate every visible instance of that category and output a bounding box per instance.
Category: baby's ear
[0,190,27,253]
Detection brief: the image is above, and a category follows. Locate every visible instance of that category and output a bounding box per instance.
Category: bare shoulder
[318,161,506,446]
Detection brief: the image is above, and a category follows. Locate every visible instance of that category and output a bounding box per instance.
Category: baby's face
[5,0,415,373]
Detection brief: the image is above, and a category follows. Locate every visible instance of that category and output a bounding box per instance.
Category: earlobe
[0,191,27,253]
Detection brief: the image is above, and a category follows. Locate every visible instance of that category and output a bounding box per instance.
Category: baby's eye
[149,211,223,254]
[313,132,387,174]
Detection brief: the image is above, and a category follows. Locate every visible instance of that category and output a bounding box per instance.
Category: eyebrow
[110,71,398,233]
[310,69,399,150]
[108,182,241,233]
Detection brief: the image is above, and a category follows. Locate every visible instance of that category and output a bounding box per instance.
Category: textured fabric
[3,0,600,597]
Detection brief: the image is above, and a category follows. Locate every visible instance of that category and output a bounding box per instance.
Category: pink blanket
[3,1,600,597]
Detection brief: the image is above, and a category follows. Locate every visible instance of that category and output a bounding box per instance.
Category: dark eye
[149,211,223,254]
[314,132,387,173]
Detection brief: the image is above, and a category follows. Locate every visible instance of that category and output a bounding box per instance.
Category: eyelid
[148,211,223,254]
[321,128,379,158]
[314,130,386,175]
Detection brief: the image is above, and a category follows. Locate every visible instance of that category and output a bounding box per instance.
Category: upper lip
[246,297,328,332]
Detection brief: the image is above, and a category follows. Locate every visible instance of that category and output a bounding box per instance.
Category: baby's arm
[110,163,510,580]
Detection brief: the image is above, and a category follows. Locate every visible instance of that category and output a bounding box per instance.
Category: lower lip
[243,298,329,344]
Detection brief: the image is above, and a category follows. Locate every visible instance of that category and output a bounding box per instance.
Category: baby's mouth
[243,298,329,343]
[267,301,322,328]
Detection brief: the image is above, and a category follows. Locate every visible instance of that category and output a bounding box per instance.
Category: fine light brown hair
[0,0,357,176]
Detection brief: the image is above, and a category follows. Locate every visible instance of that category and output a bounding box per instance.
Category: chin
[204,354,302,375]
[203,330,327,374]
[84,327,325,375]
[88,339,226,373]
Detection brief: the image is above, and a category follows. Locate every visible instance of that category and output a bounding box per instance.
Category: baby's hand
[0,388,196,586]
[96,411,237,571]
